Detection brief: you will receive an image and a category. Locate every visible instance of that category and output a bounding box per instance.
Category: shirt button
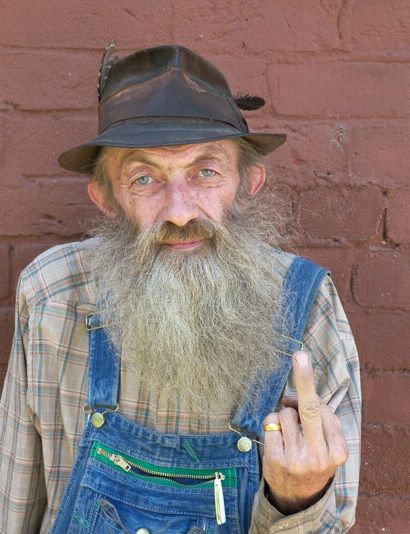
[136,529,150,534]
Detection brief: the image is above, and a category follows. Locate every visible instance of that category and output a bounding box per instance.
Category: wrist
[264,477,333,515]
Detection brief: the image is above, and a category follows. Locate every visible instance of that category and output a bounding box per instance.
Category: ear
[87,180,117,219]
[247,164,266,196]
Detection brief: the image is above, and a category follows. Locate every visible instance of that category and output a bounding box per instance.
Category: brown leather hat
[58,44,286,174]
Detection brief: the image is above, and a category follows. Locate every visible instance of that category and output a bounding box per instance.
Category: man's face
[88,140,265,247]
[87,139,281,412]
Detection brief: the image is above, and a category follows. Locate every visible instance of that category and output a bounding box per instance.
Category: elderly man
[0,45,360,533]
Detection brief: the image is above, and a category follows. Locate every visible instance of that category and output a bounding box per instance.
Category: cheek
[197,187,237,222]
[114,187,159,226]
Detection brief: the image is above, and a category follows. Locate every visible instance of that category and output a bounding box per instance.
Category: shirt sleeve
[0,274,47,533]
[250,274,361,533]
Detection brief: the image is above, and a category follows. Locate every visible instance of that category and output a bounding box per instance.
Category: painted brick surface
[0,309,13,377]
[350,0,410,57]
[270,62,410,118]
[0,1,174,49]
[348,308,410,371]
[175,0,346,54]
[362,372,410,426]
[350,121,409,187]
[3,115,97,177]
[353,249,410,309]
[0,245,10,300]
[387,189,410,243]
[298,186,384,242]
[0,1,409,531]
[354,495,410,534]
[361,426,410,494]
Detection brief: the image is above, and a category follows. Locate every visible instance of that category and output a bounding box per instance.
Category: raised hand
[262,351,349,515]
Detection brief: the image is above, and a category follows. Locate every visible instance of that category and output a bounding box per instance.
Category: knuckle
[288,460,303,476]
[307,456,328,474]
[331,444,349,466]
[299,399,321,420]
[279,406,297,421]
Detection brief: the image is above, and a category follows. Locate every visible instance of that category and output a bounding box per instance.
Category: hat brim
[58,118,286,174]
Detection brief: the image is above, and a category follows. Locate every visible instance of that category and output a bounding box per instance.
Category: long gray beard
[88,192,289,413]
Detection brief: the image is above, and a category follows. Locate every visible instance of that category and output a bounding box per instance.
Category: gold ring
[263,422,282,432]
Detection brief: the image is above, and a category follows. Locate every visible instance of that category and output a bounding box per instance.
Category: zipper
[94,444,227,525]
[96,447,224,482]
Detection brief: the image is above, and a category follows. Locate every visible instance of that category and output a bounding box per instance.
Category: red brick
[175,0,345,53]
[0,178,93,237]
[270,63,410,118]
[298,187,384,242]
[0,245,10,300]
[387,189,410,244]
[362,372,410,426]
[174,1,242,55]
[0,308,14,385]
[352,495,410,534]
[351,122,409,187]
[0,52,96,111]
[348,308,410,371]
[0,1,174,49]
[256,121,349,188]
[361,425,410,494]
[296,247,353,303]
[353,249,410,309]
[0,116,5,165]
[3,116,97,178]
[350,0,410,58]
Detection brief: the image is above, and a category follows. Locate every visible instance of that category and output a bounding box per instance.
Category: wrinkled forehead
[103,139,241,179]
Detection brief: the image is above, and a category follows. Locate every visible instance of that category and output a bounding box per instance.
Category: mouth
[161,240,205,250]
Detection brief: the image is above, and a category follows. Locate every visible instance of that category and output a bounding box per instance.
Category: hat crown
[100,45,232,103]
[57,43,286,174]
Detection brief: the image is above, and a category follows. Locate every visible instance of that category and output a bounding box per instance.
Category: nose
[160,181,199,227]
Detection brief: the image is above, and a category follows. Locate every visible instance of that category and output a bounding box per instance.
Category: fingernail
[295,351,309,366]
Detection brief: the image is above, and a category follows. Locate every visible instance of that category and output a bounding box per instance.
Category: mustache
[148,219,219,245]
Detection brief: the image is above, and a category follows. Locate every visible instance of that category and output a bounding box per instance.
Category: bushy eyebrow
[120,147,230,170]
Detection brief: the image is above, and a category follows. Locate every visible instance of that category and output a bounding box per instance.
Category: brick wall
[0,1,409,531]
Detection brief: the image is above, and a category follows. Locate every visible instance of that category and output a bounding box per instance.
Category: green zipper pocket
[90,441,237,489]
[90,440,236,525]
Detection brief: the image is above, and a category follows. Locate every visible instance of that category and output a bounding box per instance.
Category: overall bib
[51,257,326,534]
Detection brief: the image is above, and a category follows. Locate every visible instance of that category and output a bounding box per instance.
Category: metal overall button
[135,529,150,534]
[91,412,105,428]
[237,436,252,452]
[83,404,119,428]
[228,422,263,452]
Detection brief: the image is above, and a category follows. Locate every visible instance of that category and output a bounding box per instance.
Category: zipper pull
[214,472,226,525]
[110,454,132,472]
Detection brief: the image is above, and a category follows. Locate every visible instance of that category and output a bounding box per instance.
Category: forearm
[0,276,47,533]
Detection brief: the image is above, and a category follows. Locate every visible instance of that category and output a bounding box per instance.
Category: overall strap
[230,256,328,438]
[85,311,120,410]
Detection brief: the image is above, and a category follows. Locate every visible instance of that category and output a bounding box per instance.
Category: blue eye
[135,175,153,185]
[200,168,215,178]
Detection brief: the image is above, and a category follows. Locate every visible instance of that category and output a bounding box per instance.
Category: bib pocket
[76,440,241,533]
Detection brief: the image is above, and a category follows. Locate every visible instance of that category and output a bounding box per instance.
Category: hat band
[98,68,246,134]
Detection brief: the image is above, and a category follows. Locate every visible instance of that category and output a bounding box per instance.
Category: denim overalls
[51,257,326,534]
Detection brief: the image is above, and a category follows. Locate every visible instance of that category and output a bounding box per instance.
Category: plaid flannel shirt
[0,238,361,533]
